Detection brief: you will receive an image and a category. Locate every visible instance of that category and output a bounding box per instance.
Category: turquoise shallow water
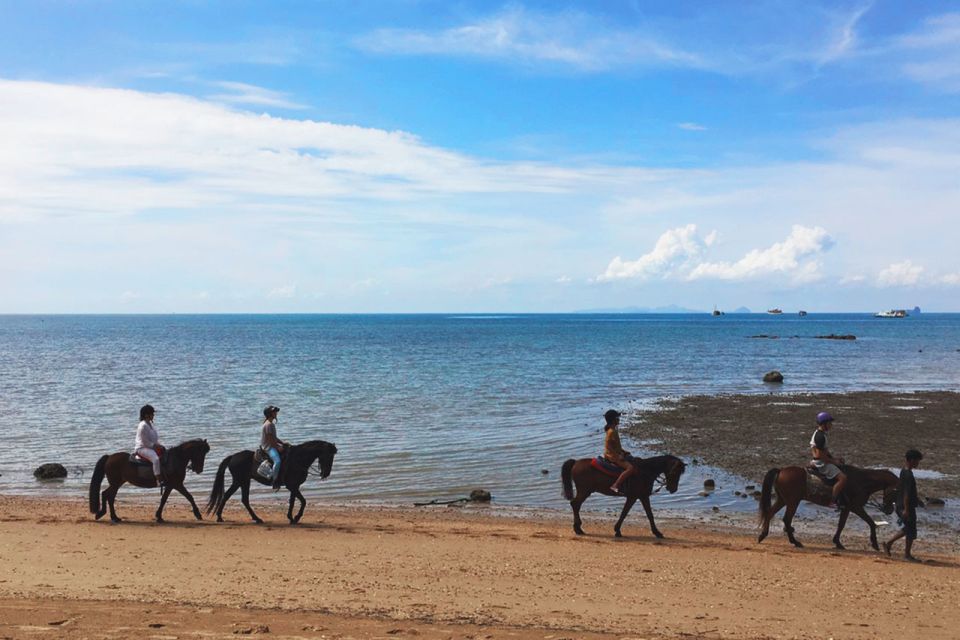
[0,313,957,525]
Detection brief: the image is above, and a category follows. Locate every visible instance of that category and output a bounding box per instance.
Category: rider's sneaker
[610,485,621,494]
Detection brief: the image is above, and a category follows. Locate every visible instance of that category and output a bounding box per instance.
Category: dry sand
[0,496,958,639]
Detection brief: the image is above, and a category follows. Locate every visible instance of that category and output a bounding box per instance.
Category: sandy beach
[1,496,958,640]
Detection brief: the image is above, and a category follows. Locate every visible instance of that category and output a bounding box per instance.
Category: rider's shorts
[813,462,842,480]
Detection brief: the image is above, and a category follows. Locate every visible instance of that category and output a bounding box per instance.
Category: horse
[88,439,211,523]
[561,454,686,538]
[205,440,337,524]
[757,465,898,550]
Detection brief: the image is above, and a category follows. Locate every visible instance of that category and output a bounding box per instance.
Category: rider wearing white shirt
[135,404,164,485]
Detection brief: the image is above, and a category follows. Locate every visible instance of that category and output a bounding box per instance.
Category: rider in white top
[810,411,847,508]
[134,404,164,485]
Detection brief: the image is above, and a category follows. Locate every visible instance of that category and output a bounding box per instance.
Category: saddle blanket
[805,469,835,504]
[591,457,624,477]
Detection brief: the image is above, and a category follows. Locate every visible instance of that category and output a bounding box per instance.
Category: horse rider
[134,404,165,487]
[605,409,637,494]
[261,405,285,490]
[810,411,847,508]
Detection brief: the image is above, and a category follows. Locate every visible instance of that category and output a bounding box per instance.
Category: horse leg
[240,480,262,524]
[852,505,880,551]
[287,489,297,523]
[155,485,173,523]
[217,481,241,522]
[292,488,307,524]
[833,508,850,550]
[782,501,802,548]
[570,489,590,535]
[175,484,203,520]
[106,484,122,523]
[613,497,636,538]
[758,496,784,543]
[640,495,664,539]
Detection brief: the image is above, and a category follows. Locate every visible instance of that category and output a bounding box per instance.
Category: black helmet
[263,405,280,418]
[139,404,155,420]
[604,409,622,423]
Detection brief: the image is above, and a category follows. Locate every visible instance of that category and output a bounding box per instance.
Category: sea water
[0,313,957,525]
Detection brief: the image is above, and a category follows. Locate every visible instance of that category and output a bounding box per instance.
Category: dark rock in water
[711,506,720,512]
[763,371,784,383]
[692,458,699,465]
[469,489,492,502]
[815,334,856,340]
[734,490,742,496]
[751,490,762,499]
[750,335,779,339]
[33,463,68,480]
[926,497,945,507]
[745,485,755,491]
[703,478,716,489]
[698,491,710,497]
[541,469,549,475]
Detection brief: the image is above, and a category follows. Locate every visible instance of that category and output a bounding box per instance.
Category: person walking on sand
[810,411,847,509]
[260,405,284,491]
[604,409,637,494]
[134,404,165,488]
[884,449,924,561]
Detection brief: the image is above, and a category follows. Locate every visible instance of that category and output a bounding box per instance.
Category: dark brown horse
[89,439,210,523]
[758,465,898,550]
[205,440,337,524]
[561,454,686,538]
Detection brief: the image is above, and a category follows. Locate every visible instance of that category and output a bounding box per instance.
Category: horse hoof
[111,518,121,524]
[253,519,263,525]
[654,532,665,539]
[155,518,164,524]
[835,543,846,551]
[95,512,104,521]
[216,516,224,523]
[792,540,803,548]
[614,530,623,538]
[758,533,767,543]
[573,527,584,536]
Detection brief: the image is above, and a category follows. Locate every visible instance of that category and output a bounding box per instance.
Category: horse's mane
[172,438,207,449]
[844,465,897,485]
[292,439,336,450]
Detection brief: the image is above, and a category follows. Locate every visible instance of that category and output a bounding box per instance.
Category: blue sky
[1,1,959,312]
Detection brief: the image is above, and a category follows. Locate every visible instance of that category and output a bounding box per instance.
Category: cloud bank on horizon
[0,1,958,312]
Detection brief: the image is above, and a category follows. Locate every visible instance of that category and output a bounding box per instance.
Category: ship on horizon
[875,309,909,318]
[767,308,783,315]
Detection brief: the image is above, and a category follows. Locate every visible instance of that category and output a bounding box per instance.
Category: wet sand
[1,496,958,639]
[625,391,960,497]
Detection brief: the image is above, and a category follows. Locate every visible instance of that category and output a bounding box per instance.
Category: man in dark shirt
[884,449,923,561]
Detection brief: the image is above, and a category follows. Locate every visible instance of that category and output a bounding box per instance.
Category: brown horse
[758,465,898,550]
[561,454,686,538]
[89,439,210,523]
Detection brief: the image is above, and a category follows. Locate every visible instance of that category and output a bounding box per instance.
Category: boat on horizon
[798,310,808,317]
[767,308,783,315]
[875,309,908,318]
[712,306,724,316]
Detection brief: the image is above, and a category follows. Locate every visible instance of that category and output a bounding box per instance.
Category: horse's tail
[561,459,576,501]
[759,467,780,523]
[89,455,108,514]
[205,455,230,514]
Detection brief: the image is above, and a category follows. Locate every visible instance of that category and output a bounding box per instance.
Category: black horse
[561,454,686,538]
[89,439,210,523]
[206,440,337,524]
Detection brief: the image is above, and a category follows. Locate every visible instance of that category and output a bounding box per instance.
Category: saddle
[591,456,624,477]
[129,449,171,479]
[806,464,838,486]
[805,467,836,504]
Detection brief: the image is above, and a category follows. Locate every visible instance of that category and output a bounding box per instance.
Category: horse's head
[185,439,210,474]
[664,457,686,494]
[317,441,338,479]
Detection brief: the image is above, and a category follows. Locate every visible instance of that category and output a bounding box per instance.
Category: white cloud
[877,260,924,287]
[598,224,703,281]
[678,122,707,131]
[207,81,307,110]
[268,284,297,298]
[687,225,833,282]
[940,273,960,286]
[355,7,705,72]
[555,275,572,284]
[839,274,866,285]
[890,13,960,92]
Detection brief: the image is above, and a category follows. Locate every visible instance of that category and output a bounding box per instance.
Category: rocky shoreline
[624,390,960,498]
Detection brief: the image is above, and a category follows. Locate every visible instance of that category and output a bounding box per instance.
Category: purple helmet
[816,411,834,425]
